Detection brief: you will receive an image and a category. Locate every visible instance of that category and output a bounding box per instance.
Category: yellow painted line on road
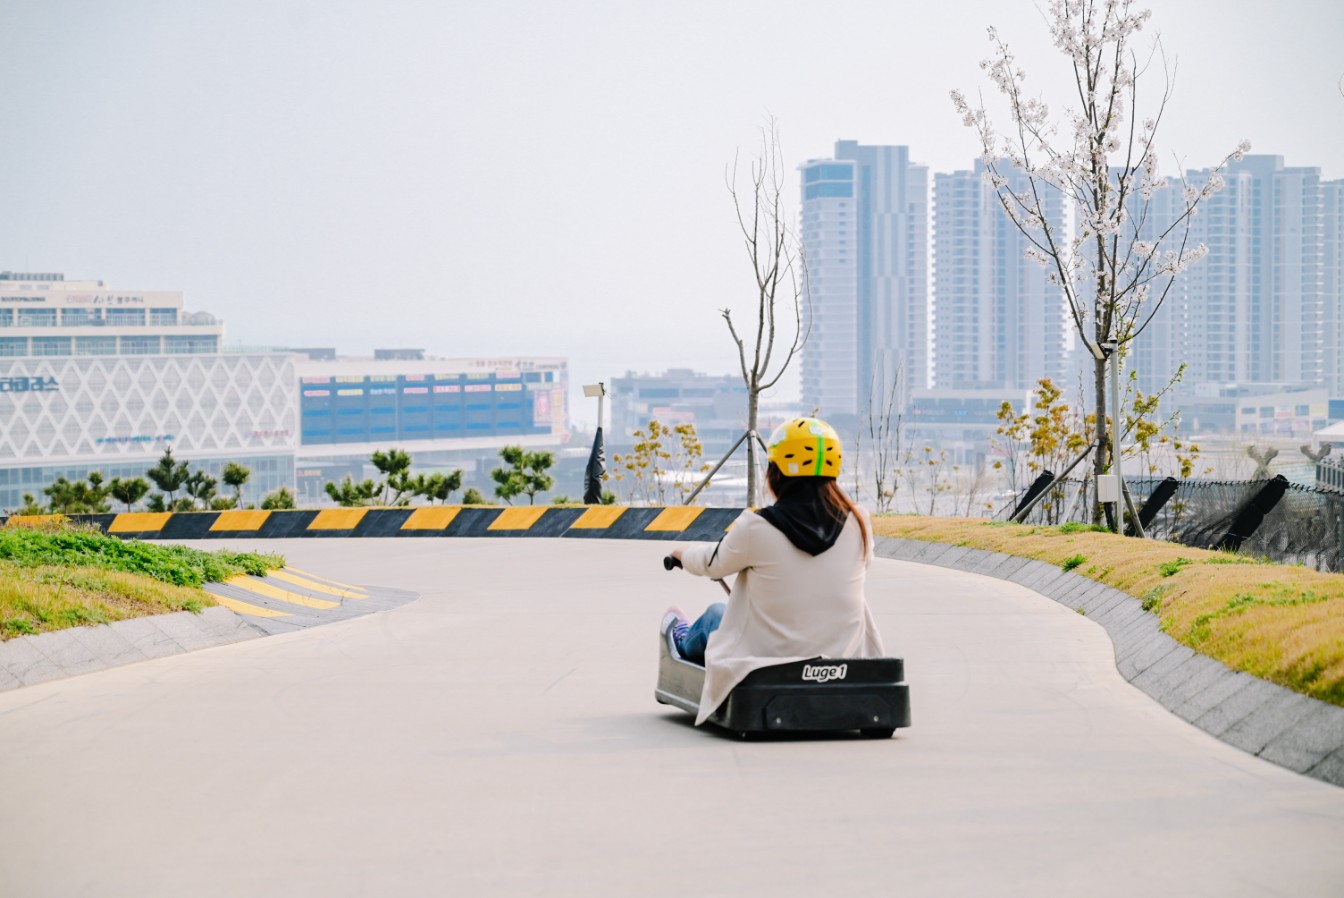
[210,510,272,531]
[488,507,549,530]
[570,506,627,529]
[401,506,460,531]
[284,567,366,592]
[211,594,291,618]
[224,575,340,610]
[267,568,367,599]
[308,508,369,530]
[108,512,172,533]
[645,507,704,532]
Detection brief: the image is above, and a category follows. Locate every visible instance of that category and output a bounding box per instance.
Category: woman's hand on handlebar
[663,547,685,571]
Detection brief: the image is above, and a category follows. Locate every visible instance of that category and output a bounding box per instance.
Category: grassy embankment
[0,520,284,641]
[871,516,1344,707]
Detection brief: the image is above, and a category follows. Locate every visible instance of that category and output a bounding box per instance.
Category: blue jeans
[676,602,725,665]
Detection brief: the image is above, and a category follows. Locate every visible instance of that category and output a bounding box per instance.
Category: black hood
[757,489,846,556]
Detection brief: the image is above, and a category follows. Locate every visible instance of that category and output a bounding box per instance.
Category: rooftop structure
[0,271,223,358]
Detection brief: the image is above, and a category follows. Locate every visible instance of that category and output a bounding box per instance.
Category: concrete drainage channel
[0,512,1340,789]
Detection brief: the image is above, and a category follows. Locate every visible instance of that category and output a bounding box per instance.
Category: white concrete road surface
[1,538,1342,897]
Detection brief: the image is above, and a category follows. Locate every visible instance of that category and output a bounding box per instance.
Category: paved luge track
[1,538,1342,897]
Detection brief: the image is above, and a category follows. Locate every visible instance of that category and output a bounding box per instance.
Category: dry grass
[0,562,215,640]
[872,516,1344,707]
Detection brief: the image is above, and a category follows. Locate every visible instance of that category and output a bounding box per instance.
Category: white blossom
[952,0,1236,368]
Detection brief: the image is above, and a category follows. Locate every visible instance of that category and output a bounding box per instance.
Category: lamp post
[582,383,607,504]
[1101,341,1122,532]
[582,383,605,430]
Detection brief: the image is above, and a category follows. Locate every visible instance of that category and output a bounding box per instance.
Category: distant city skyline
[2,0,1340,426]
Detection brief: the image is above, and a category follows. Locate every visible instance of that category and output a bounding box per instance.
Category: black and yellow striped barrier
[0,506,744,542]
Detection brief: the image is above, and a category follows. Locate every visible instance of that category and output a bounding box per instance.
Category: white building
[0,272,579,510]
[1325,180,1344,396]
[799,142,928,421]
[0,272,295,511]
[1135,157,1333,399]
[0,271,223,358]
[932,162,1073,391]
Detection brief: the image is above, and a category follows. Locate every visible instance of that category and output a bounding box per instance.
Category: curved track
[1,538,1342,897]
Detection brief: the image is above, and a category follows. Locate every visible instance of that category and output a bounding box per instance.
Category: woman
[664,417,885,726]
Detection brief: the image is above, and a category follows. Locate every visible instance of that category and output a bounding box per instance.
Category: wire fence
[1003,476,1344,573]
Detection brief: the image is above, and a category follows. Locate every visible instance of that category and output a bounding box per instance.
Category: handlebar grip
[663,555,682,571]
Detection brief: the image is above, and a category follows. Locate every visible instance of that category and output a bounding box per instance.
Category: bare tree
[863,362,911,514]
[722,119,807,506]
[952,0,1248,522]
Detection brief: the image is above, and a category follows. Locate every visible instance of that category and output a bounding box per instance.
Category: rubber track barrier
[0,507,745,542]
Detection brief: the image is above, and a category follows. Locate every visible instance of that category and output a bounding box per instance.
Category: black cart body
[654,621,911,738]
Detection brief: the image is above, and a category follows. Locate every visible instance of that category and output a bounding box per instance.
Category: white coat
[679,507,884,725]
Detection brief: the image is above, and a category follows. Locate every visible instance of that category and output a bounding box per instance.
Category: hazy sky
[2,0,1341,426]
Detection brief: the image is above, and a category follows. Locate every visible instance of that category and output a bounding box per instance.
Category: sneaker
[661,606,690,654]
[661,605,688,635]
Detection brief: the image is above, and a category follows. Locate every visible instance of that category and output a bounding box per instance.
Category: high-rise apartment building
[931,162,1072,391]
[799,142,928,421]
[1136,156,1330,397]
[1324,179,1344,396]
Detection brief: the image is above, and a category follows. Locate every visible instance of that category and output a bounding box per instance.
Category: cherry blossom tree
[952,0,1248,522]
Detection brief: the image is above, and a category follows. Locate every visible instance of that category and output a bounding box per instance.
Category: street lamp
[1098,342,1122,523]
[582,382,606,430]
[581,383,607,505]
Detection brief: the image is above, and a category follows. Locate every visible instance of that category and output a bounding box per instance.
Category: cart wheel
[860,728,895,739]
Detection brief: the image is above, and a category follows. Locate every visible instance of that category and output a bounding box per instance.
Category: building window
[119,335,162,355]
[0,337,26,356]
[149,307,178,326]
[164,335,218,354]
[75,336,117,356]
[61,309,103,327]
[17,309,57,327]
[0,309,12,327]
[106,308,146,327]
[31,337,71,356]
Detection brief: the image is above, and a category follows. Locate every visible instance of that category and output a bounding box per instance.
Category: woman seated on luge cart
[664,417,885,725]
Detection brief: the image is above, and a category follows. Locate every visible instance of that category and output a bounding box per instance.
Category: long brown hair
[765,462,869,554]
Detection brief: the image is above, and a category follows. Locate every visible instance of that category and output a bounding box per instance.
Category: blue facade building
[298,369,560,445]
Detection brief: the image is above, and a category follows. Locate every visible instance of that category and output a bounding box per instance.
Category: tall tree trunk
[1093,354,1108,525]
[746,387,760,507]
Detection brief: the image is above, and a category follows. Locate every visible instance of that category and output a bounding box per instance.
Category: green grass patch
[1159,557,1194,577]
[0,525,283,588]
[872,514,1344,707]
[1140,584,1168,613]
[1059,521,1108,534]
[0,523,284,641]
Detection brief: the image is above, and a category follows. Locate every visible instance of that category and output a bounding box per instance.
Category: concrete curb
[0,581,419,692]
[875,536,1344,788]
[0,607,266,692]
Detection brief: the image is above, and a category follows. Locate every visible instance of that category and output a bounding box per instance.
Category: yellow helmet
[766,417,843,478]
